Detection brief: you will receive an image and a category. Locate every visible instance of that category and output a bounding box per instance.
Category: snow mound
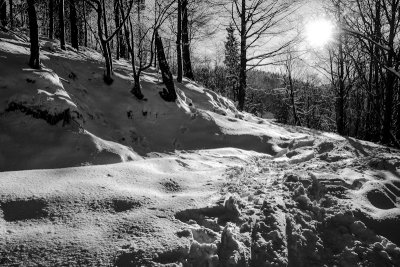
[1,33,304,171]
[0,34,140,171]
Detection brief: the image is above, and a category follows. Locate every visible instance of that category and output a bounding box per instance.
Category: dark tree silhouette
[69,0,79,50]
[86,0,134,84]
[48,0,54,39]
[0,0,6,26]
[224,23,240,101]
[27,0,40,69]
[181,0,194,80]
[59,0,66,50]
[155,30,177,102]
[8,0,13,29]
[176,0,183,82]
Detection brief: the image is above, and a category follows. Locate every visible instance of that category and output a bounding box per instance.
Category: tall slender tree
[59,0,66,50]
[228,0,298,110]
[156,30,177,102]
[283,49,301,126]
[224,23,239,100]
[176,0,183,82]
[181,0,194,79]
[83,0,87,46]
[27,0,40,69]
[113,0,120,60]
[86,0,134,84]
[69,0,79,50]
[0,0,6,26]
[48,0,54,39]
[8,0,13,29]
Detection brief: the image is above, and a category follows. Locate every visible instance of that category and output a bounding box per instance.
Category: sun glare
[305,18,334,48]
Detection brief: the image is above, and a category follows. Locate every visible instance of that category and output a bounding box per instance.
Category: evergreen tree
[224,23,240,101]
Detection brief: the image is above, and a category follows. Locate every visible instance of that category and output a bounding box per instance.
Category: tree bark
[69,0,79,50]
[0,0,6,26]
[335,0,346,136]
[8,0,13,29]
[176,0,183,82]
[238,0,247,111]
[59,0,66,50]
[287,67,301,126]
[382,21,396,144]
[48,0,54,39]
[27,0,40,69]
[83,0,88,46]
[336,34,346,135]
[155,30,177,102]
[114,0,120,60]
[181,0,193,80]
[373,0,382,142]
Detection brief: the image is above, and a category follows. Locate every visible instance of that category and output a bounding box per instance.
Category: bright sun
[305,18,334,47]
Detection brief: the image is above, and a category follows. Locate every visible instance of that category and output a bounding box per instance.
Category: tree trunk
[238,0,247,111]
[114,0,120,60]
[153,46,157,68]
[335,1,346,136]
[381,2,397,145]
[69,0,78,50]
[48,0,54,39]
[372,0,382,142]
[8,0,13,29]
[83,0,88,47]
[27,0,40,69]
[20,1,24,28]
[101,40,113,84]
[0,0,6,26]
[336,37,346,135]
[176,0,183,82]
[181,0,193,80]
[59,0,66,50]
[288,69,300,126]
[95,3,112,84]
[131,73,144,99]
[155,30,177,102]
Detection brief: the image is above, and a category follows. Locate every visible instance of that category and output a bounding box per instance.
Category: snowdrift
[0,32,303,171]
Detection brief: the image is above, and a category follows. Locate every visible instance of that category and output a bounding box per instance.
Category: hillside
[0,32,400,266]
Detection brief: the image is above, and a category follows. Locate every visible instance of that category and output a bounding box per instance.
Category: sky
[192,0,328,76]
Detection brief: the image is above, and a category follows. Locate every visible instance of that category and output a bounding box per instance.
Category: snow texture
[0,31,399,266]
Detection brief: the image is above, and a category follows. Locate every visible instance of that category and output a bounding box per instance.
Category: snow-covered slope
[1,32,400,266]
[0,32,299,171]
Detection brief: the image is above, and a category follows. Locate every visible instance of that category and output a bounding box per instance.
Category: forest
[1,0,399,146]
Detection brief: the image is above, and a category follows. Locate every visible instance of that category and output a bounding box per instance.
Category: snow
[0,31,400,266]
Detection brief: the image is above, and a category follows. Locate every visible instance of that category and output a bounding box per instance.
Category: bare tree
[119,0,175,98]
[27,0,40,69]
[181,0,194,79]
[283,48,301,126]
[86,0,134,84]
[48,0,54,39]
[70,0,79,50]
[227,0,299,110]
[8,0,13,29]
[155,29,177,101]
[0,0,6,26]
[332,0,400,145]
[59,0,66,50]
[176,0,183,82]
